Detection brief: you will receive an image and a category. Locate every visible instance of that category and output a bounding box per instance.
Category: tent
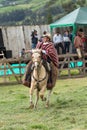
[50,7,87,35]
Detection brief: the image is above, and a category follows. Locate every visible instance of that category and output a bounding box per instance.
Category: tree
[46,12,53,24]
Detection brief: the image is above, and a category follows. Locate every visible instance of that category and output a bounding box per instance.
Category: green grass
[59,69,80,76]
[0,77,87,130]
[0,4,31,13]
[0,0,72,13]
[0,0,50,13]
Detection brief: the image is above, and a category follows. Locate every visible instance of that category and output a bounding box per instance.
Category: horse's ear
[32,49,38,54]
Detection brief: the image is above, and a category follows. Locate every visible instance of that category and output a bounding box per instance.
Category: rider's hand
[42,50,47,54]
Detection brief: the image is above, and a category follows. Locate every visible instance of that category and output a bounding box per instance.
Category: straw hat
[43,33,51,40]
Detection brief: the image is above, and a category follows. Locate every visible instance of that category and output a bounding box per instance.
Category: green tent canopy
[50,7,87,34]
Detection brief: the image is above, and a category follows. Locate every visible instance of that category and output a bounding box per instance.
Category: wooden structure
[0,57,29,85]
[58,53,87,78]
[0,25,50,58]
[0,53,87,85]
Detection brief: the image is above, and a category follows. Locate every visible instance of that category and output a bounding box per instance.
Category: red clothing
[36,42,58,68]
[81,36,86,43]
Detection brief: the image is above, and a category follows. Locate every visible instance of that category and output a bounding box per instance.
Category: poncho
[36,42,58,68]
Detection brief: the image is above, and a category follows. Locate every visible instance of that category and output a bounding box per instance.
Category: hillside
[0,0,87,26]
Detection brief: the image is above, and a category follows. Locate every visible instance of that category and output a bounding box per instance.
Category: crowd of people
[20,28,87,59]
[29,29,71,54]
[30,29,73,55]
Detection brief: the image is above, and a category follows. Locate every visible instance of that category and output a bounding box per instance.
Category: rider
[36,33,58,89]
[36,33,58,68]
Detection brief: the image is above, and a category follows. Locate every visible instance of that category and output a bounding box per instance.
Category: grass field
[0,77,87,130]
[0,0,71,13]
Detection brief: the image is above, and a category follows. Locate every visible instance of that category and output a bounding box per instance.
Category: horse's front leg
[34,89,39,109]
[39,85,46,101]
[29,86,34,109]
[46,89,52,108]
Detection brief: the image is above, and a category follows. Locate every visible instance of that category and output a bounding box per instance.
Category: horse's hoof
[34,106,37,109]
[43,97,47,101]
[45,102,49,108]
[29,104,34,109]
[45,104,49,108]
[40,95,46,101]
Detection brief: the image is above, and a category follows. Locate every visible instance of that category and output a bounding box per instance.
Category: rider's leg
[22,61,33,87]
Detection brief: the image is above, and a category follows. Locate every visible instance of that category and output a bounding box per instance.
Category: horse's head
[32,49,42,69]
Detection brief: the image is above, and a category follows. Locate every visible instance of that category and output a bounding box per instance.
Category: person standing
[21,48,25,58]
[74,29,84,59]
[81,31,87,52]
[53,31,64,54]
[63,30,71,54]
[31,30,38,49]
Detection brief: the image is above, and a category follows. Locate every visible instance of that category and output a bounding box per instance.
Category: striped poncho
[36,42,58,68]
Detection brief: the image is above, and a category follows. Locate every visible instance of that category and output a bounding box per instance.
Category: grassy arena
[0,78,87,130]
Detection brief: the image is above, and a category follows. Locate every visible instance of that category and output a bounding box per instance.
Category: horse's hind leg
[34,89,39,108]
[46,90,52,108]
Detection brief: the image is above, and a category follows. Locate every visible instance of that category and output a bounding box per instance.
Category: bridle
[32,70,47,83]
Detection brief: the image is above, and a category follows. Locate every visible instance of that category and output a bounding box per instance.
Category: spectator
[21,48,25,58]
[81,31,87,52]
[74,29,84,59]
[69,29,74,53]
[53,31,64,54]
[69,27,73,43]
[63,30,71,53]
[31,30,38,49]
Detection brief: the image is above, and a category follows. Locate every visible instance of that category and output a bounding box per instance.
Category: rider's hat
[43,33,51,40]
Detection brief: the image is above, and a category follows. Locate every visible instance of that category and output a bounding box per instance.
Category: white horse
[29,49,52,108]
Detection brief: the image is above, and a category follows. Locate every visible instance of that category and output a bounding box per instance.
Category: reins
[32,67,47,91]
[32,70,47,83]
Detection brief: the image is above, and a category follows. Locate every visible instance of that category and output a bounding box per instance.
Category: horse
[29,48,53,108]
